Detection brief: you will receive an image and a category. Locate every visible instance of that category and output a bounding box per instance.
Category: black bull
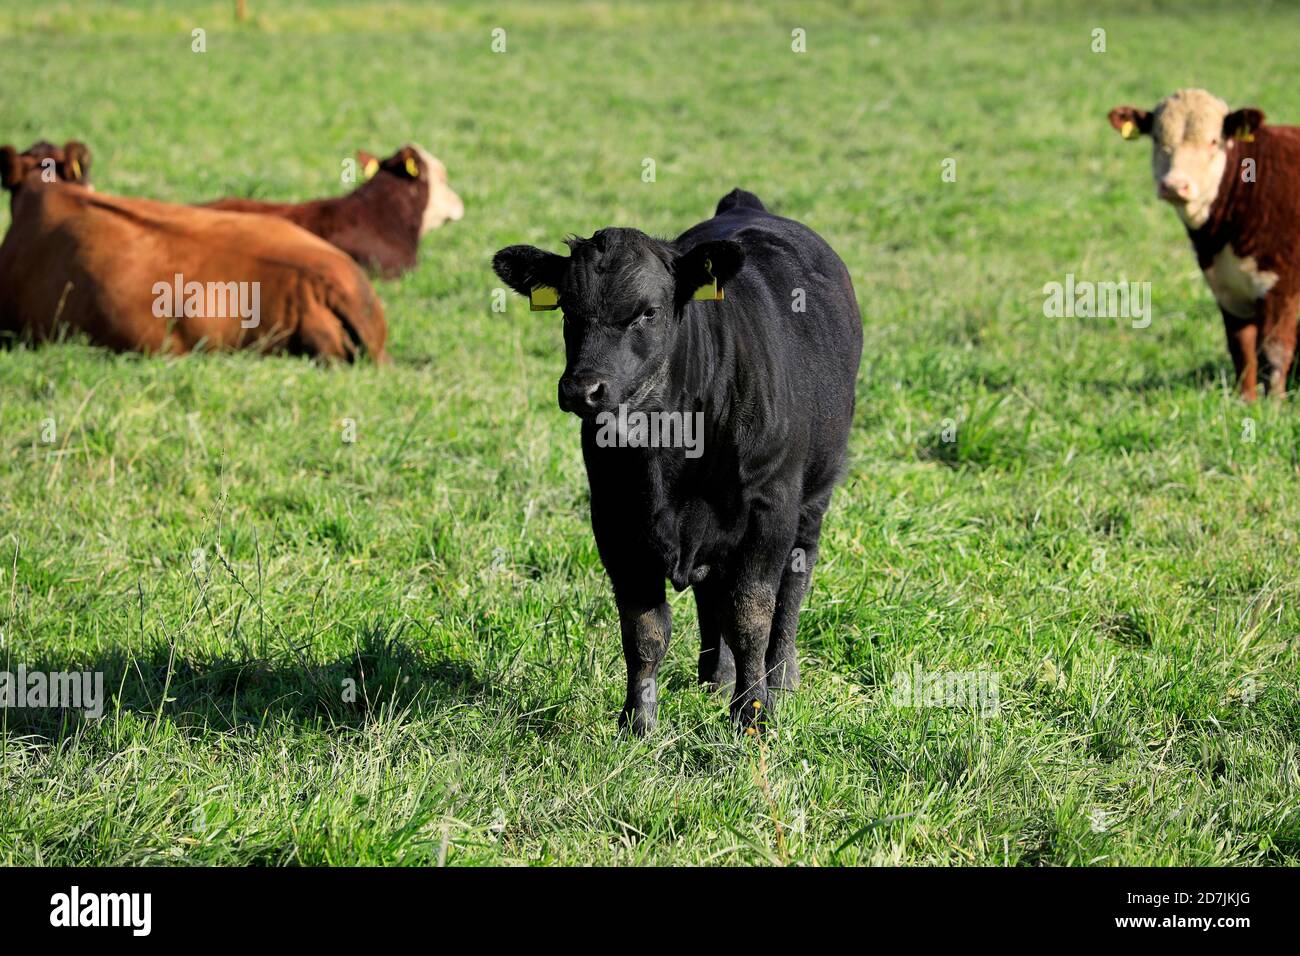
[493,189,863,733]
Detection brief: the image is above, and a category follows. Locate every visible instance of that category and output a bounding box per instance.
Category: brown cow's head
[0,140,92,194]
[360,144,463,234]
[1108,89,1264,228]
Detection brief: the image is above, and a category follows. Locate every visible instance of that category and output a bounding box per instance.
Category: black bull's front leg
[615,569,781,735]
[603,480,809,734]
[612,576,671,736]
[723,577,779,731]
[706,505,802,731]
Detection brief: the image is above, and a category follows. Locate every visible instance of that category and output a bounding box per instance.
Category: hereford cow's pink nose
[1159,176,1193,202]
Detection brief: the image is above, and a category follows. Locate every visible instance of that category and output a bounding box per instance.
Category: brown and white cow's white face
[360,144,464,234]
[411,145,463,234]
[1109,89,1264,229]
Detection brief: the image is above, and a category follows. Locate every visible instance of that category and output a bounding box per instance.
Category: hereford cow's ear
[398,146,421,179]
[493,244,569,310]
[357,150,380,180]
[674,240,745,307]
[1108,106,1153,140]
[62,141,91,183]
[1224,108,1265,142]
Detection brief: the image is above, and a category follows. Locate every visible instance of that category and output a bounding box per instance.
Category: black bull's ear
[673,239,744,309]
[492,245,568,310]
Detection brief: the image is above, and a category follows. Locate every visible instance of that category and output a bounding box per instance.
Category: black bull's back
[673,191,863,488]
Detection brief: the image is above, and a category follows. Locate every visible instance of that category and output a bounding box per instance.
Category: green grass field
[2,0,1298,865]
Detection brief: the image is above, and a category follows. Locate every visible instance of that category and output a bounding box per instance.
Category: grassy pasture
[1,0,1298,865]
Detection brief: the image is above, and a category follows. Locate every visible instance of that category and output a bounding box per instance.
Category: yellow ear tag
[363,158,379,180]
[529,285,559,311]
[405,156,420,177]
[1239,128,1255,143]
[1120,120,1138,140]
[69,157,81,180]
[691,258,724,301]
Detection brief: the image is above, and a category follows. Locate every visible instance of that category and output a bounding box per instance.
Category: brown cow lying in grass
[0,141,387,361]
[204,144,463,278]
[1109,88,1299,399]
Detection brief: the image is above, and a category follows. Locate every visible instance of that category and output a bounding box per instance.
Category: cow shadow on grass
[1078,359,1233,396]
[0,622,489,743]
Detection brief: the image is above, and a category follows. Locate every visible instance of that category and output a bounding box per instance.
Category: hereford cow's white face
[413,145,464,234]
[1148,90,1230,228]
[1109,89,1265,230]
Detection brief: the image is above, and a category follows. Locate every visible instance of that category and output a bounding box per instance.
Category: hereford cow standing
[0,141,387,360]
[1109,88,1299,399]
[493,189,862,733]
[204,144,463,278]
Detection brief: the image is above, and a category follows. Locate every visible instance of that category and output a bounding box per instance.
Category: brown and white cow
[0,142,387,361]
[204,144,463,279]
[1109,88,1300,399]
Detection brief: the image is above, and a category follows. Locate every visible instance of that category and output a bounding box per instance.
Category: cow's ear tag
[68,156,81,180]
[1120,120,1138,140]
[529,285,559,311]
[363,158,379,180]
[691,258,724,301]
[1239,127,1255,143]
[405,156,420,178]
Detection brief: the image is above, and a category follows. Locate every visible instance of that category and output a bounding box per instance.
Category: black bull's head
[493,228,744,417]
